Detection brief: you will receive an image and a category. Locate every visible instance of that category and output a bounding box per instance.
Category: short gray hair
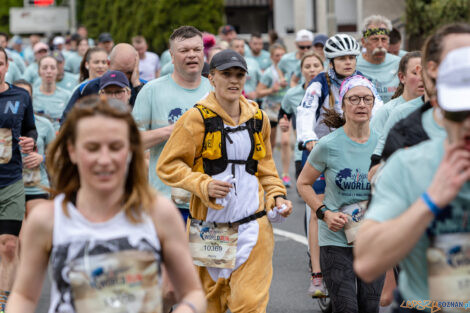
[362,15,393,33]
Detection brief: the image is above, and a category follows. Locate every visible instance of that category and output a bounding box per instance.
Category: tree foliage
[79,0,224,54]
[406,0,470,49]
[0,0,23,34]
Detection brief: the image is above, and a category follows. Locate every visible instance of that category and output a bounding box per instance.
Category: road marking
[273,228,308,246]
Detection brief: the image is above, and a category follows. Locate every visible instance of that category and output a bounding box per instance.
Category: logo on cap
[231,56,237,61]
[111,74,116,77]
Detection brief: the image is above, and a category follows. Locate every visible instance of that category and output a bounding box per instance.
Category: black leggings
[320,246,385,313]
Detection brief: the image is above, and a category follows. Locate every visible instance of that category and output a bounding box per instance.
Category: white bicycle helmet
[324,34,361,59]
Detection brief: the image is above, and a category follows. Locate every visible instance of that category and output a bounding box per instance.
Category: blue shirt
[308,127,378,247]
[0,84,37,188]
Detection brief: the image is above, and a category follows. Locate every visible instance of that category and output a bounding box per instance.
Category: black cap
[98,32,113,43]
[209,49,248,72]
[99,71,130,90]
[51,50,65,63]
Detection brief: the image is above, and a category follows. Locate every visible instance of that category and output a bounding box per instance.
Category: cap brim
[438,84,470,112]
[214,62,248,72]
[100,82,128,89]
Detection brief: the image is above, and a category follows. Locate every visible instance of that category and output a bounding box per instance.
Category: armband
[421,192,442,216]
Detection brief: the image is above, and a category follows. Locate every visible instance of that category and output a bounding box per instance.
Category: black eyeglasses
[443,110,470,122]
[345,95,374,106]
[298,45,312,50]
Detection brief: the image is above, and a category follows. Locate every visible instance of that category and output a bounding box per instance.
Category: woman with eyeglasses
[6,95,206,313]
[297,75,385,312]
[33,55,71,132]
[295,34,383,298]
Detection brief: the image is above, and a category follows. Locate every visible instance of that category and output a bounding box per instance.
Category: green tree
[79,0,224,54]
[0,0,23,34]
[406,0,470,50]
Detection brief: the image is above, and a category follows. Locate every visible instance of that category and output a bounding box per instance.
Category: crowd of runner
[0,12,468,313]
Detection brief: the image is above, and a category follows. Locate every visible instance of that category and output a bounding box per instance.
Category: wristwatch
[315,205,327,220]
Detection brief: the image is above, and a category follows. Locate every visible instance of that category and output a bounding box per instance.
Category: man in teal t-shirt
[247,34,271,71]
[132,26,212,220]
[278,29,314,86]
[357,16,400,103]
[230,38,261,101]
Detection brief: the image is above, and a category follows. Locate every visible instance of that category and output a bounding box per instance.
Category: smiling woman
[6,95,207,313]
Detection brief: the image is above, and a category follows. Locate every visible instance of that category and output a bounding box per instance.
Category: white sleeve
[296,82,322,143]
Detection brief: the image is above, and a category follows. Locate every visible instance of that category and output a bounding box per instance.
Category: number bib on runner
[188,219,238,269]
[68,250,161,313]
[0,128,12,164]
[427,233,470,309]
[23,166,41,187]
[339,201,367,244]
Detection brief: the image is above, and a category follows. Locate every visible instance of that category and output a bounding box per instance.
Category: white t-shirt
[139,51,161,81]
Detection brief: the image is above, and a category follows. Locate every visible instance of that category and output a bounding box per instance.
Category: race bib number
[171,187,191,206]
[340,201,367,244]
[188,219,238,269]
[427,233,470,310]
[68,250,161,313]
[23,166,41,187]
[0,128,12,164]
[263,101,281,122]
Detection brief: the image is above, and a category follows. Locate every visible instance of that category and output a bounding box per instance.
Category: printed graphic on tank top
[49,194,162,313]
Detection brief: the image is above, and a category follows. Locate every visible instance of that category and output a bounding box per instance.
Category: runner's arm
[140,126,174,150]
[257,111,287,211]
[296,162,324,211]
[6,202,53,313]
[296,82,322,144]
[354,201,434,282]
[151,196,206,313]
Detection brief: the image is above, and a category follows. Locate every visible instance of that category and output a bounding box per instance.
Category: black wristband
[274,195,287,201]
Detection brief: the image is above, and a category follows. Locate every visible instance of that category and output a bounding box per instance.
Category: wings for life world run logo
[168,108,188,124]
[335,168,370,192]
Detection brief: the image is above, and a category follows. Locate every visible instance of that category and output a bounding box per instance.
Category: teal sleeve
[366,152,413,222]
[260,71,273,87]
[281,93,293,114]
[307,139,327,172]
[45,120,56,144]
[132,86,152,131]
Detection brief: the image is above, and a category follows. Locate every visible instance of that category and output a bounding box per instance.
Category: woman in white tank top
[7,95,206,313]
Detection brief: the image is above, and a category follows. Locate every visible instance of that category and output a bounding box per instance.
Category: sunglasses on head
[443,110,470,122]
[298,45,312,50]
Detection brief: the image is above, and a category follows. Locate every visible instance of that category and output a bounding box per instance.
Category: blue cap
[313,34,328,46]
[99,71,130,90]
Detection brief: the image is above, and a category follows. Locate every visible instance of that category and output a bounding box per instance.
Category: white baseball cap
[53,36,65,46]
[296,29,314,42]
[437,46,470,112]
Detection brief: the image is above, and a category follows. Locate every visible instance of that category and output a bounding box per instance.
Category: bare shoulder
[147,194,185,240]
[23,200,55,250]
[26,200,55,229]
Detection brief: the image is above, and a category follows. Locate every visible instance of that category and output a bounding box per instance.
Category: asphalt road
[33,142,323,313]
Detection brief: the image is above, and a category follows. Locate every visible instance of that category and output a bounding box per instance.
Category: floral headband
[363,27,390,38]
[339,75,380,104]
